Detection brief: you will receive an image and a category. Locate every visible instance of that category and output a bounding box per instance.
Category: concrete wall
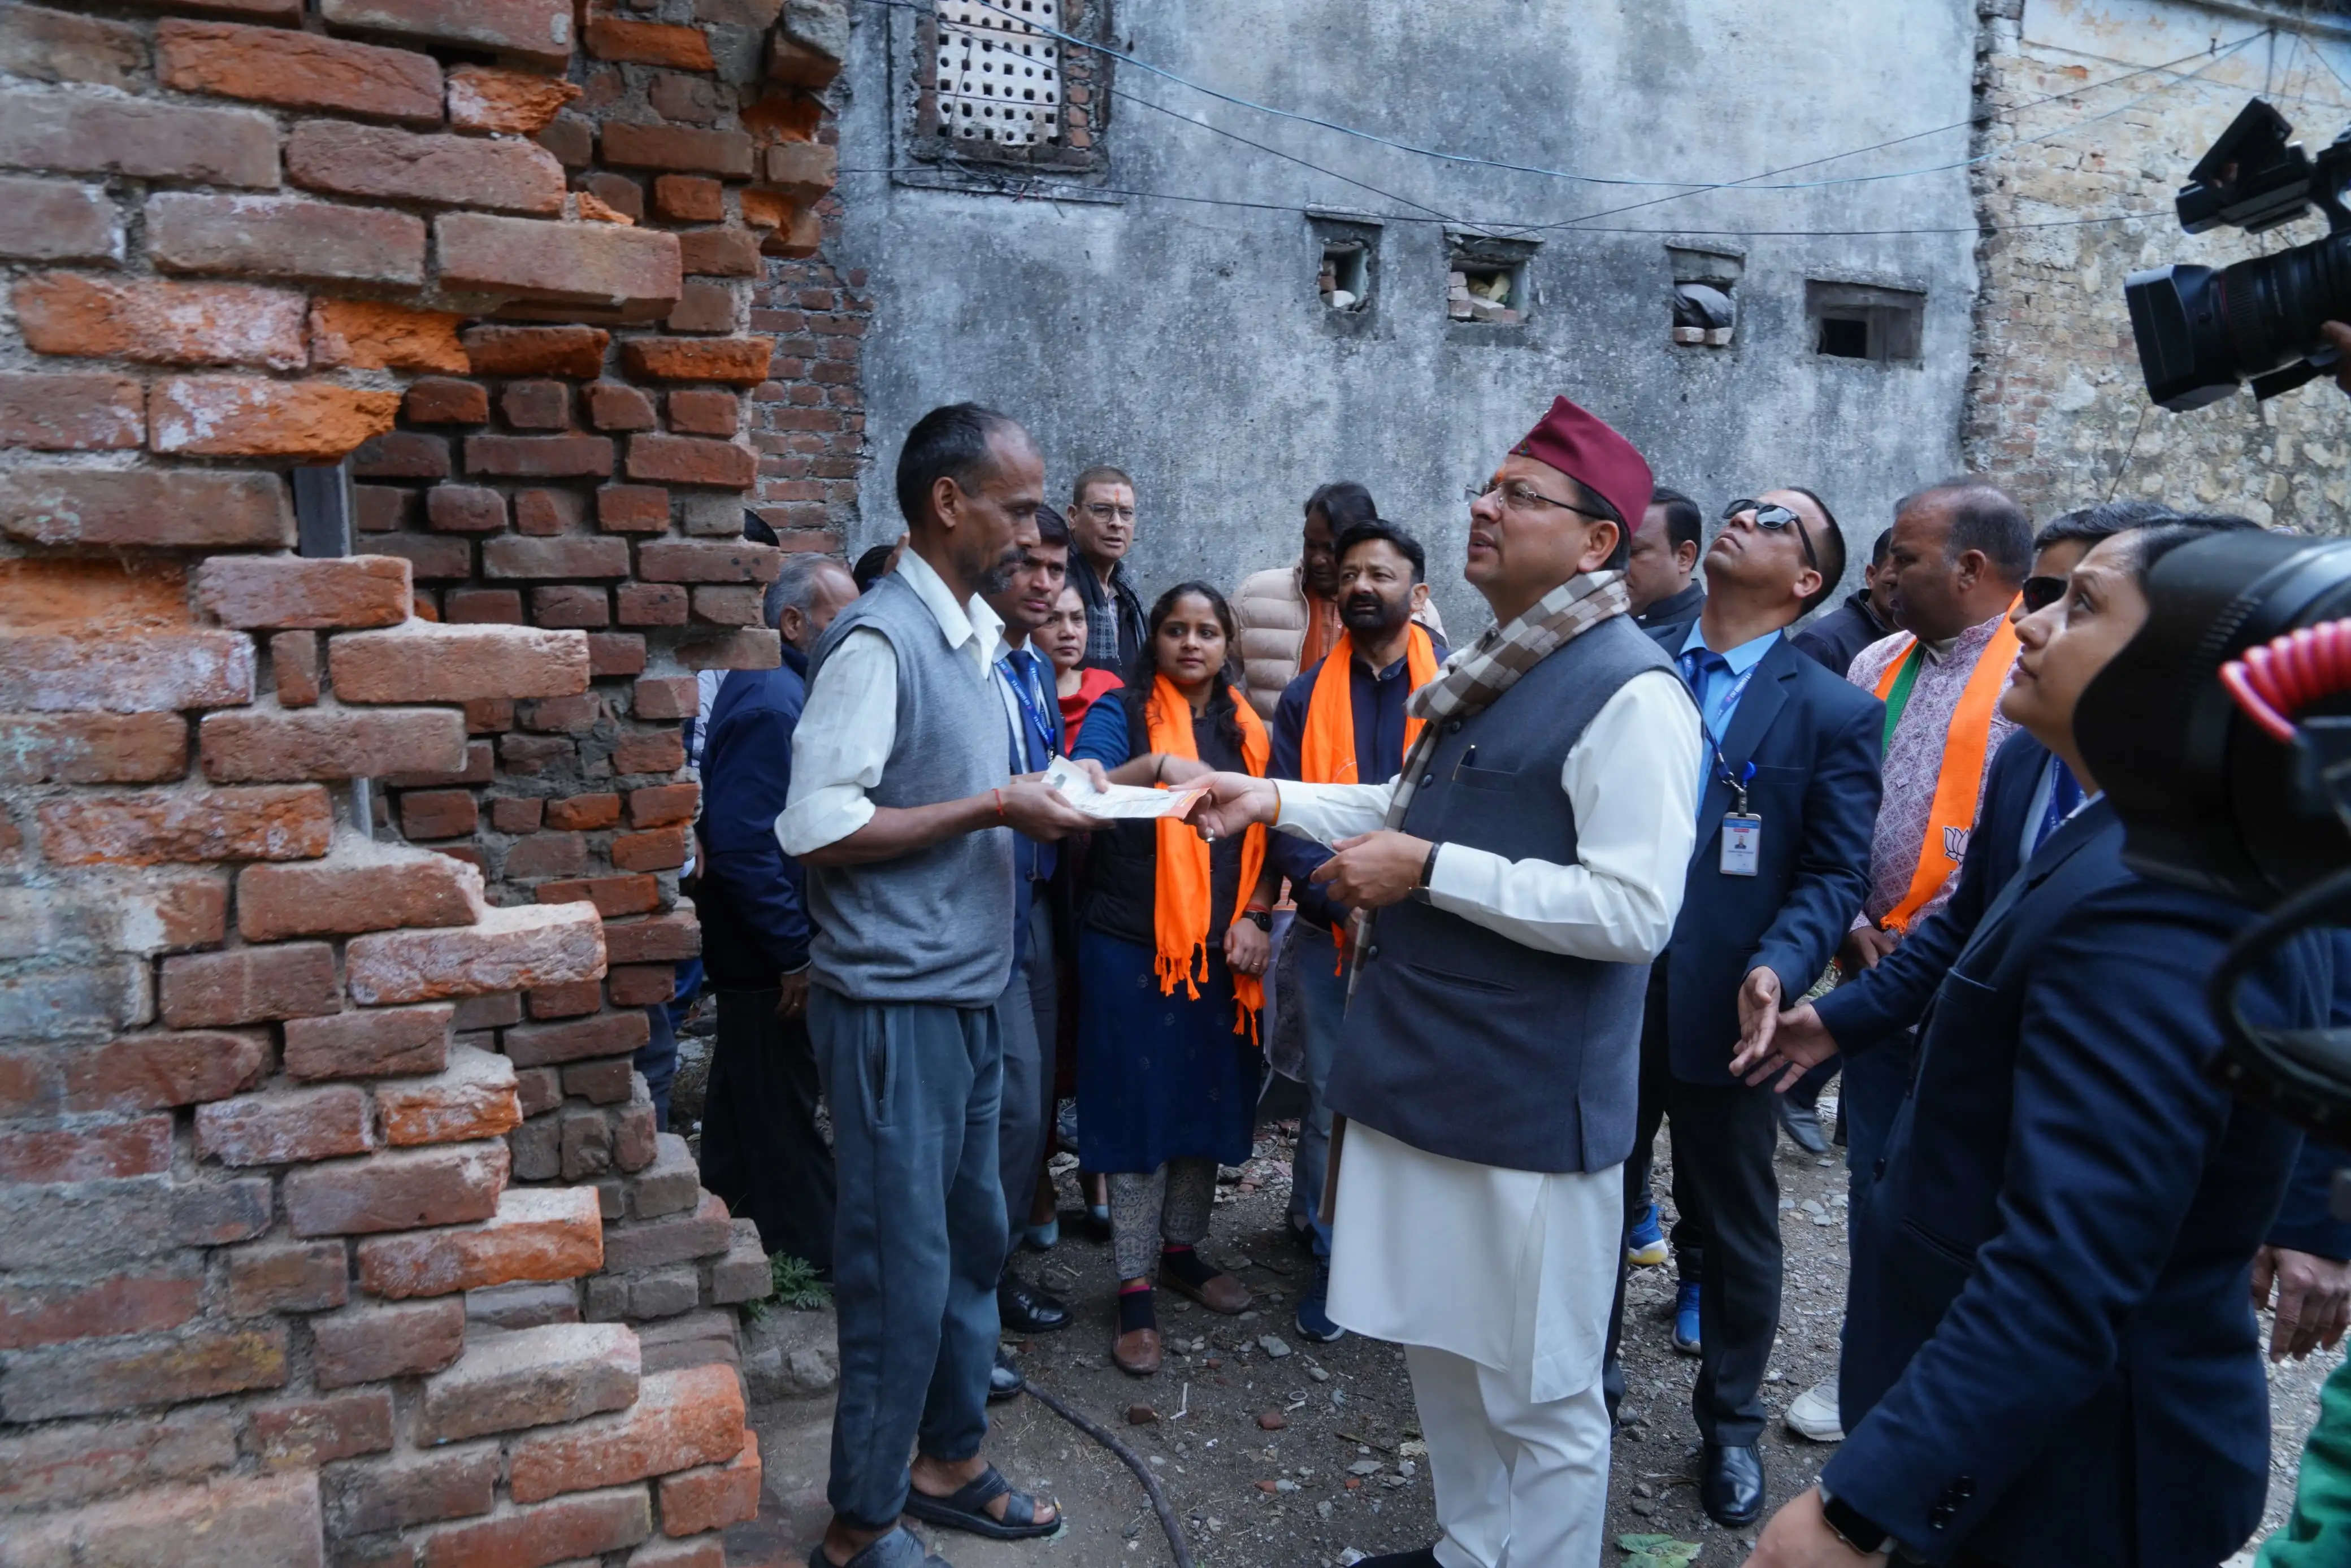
[834,0,1982,634]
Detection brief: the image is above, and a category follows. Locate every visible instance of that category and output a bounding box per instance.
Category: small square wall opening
[1320,242,1368,311]
[1806,280,1925,365]
[1446,231,1537,328]
[1309,214,1381,327]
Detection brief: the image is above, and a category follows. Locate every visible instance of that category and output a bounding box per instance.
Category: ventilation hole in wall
[938,0,1060,145]
[1320,242,1368,311]
[1448,262,1520,325]
[1817,316,1871,358]
[1671,283,1736,346]
[1806,281,1925,365]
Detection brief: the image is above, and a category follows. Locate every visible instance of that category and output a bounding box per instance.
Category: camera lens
[2129,234,2351,409]
[2127,264,2235,409]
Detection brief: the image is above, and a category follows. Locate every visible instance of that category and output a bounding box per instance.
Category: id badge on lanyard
[1717,755,1760,876]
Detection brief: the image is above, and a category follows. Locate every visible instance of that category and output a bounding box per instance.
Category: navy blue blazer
[696,645,814,988]
[1823,799,2330,1567]
[1645,627,1882,1084]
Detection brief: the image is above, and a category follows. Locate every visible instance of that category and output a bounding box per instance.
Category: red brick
[586,16,716,67]
[282,1140,507,1236]
[630,677,700,720]
[158,19,443,122]
[462,325,610,378]
[309,1297,463,1388]
[320,0,575,66]
[0,626,254,716]
[500,733,577,776]
[623,337,773,385]
[225,1240,348,1317]
[0,370,142,450]
[533,586,610,629]
[578,171,645,223]
[591,641,647,687]
[0,1117,172,1182]
[513,489,582,537]
[379,1046,520,1146]
[0,712,186,785]
[0,1274,201,1352]
[38,785,328,867]
[195,556,410,632]
[402,788,480,841]
[195,1082,370,1165]
[148,191,427,286]
[528,978,602,1018]
[159,943,337,1030]
[284,1002,454,1080]
[418,1321,637,1445]
[407,377,490,424]
[613,730,689,776]
[482,536,632,580]
[765,141,838,202]
[383,738,497,789]
[658,1428,760,1536]
[584,384,655,433]
[465,433,614,479]
[678,227,762,277]
[601,121,755,177]
[504,1007,650,1068]
[238,845,482,941]
[426,485,509,534]
[310,296,469,372]
[605,908,702,966]
[151,376,400,461]
[422,1486,653,1568]
[448,64,582,135]
[0,1471,323,1568]
[246,1389,393,1470]
[201,705,463,785]
[520,694,600,735]
[610,826,689,872]
[170,1178,274,1245]
[345,900,604,1005]
[766,27,844,89]
[666,388,741,436]
[665,279,736,333]
[326,1441,500,1536]
[0,173,119,262]
[595,485,671,535]
[690,584,762,626]
[438,213,682,314]
[332,622,591,703]
[545,793,622,830]
[501,379,571,430]
[15,272,305,370]
[357,1184,604,1299]
[465,696,517,731]
[63,1029,268,1112]
[289,119,565,215]
[0,1324,287,1422]
[650,174,725,223]
[0,467,290,550]
[764,204,824,260]
[274,632,320,707]
[2,3,155,90]
[493,797,546,833]
[0,90,276,186]
[509,1363,743,1504]
[364,533,473,581]
[637,538,782,584]
[627,435,754,488]
[626,784,697,828]
[505,832,587,881]
[357,431,453,478]
[606,964,675,1006]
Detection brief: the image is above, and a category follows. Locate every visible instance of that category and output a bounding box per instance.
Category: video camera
[2126,98,2351,409]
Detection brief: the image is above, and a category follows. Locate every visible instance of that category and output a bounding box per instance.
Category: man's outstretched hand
[998,775,1099,840]
[1187,771,1280,840]
[1731,1000,1841,1092]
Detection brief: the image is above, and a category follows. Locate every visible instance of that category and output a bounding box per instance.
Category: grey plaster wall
[833,0,1983,637]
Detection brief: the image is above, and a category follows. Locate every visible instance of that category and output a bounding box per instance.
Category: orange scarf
[1298,590,1343,675]
[1147,674,1269,1038]
[1298,625,1441,785]
[1872,603,2023,933]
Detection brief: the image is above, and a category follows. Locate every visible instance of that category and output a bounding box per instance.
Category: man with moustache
[779,405,1101,1568]
[1191,396,1702,1568]
[1068,463,1148,671]
[1626,485,1707,641]
[1266,518,1448,1341]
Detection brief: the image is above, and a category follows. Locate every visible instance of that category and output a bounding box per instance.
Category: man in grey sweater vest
[779,405,1099,1568]
[1193,397,1702,1568]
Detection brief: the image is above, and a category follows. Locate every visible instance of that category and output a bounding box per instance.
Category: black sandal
[901,1463,1060,1541]
[813,1525,956,1568]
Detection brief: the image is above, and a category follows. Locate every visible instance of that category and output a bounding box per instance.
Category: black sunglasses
[2020,574,2068,613]
[1721,499,1819,570]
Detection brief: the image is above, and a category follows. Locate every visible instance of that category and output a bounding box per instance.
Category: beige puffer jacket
[1231,561,1447,718]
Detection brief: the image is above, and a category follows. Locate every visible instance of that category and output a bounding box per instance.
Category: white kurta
[1271,664,1699,1404]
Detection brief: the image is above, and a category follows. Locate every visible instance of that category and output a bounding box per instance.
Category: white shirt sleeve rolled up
[1274,666,1701,963]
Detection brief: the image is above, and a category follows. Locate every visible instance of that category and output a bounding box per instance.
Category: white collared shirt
[776,549,1006,857]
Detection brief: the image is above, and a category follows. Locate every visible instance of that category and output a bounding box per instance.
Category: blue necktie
[999,651,1056,881]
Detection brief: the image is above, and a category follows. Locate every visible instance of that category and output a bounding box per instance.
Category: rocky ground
[682,1070,2341,1568]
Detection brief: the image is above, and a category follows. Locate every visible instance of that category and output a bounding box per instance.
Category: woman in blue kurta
[1073,582,1276,1376]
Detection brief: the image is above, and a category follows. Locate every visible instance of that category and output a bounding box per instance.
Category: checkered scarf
[1381,568,1631,831]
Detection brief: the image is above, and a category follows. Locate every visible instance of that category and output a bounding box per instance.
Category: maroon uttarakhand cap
[1509,395,1656,535]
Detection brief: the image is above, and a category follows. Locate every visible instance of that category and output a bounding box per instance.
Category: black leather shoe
[1778,1096,1831,1154]
[1351,1549,1442,1568]
[1701,1441,1766,1527]
[998,1277,1070,1334]
[988,1347,1025,1402]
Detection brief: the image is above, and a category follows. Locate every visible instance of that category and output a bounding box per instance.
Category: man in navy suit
[1736,520,2336,1568]
[696,551,860,1274]
[1607,489,1882,1526]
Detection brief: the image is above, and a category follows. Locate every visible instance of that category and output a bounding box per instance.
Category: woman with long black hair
[1071,581,1277,1375]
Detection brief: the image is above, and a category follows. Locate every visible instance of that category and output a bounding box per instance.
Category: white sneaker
[1785,1376,1845,1442]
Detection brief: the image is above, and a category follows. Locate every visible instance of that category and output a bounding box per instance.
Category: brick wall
[0,0,851,1561]
[1964,0,2351,522]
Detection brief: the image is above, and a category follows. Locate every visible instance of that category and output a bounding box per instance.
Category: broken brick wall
[0,0,852,1562]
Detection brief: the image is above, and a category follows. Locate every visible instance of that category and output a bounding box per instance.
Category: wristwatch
[1817,1486,1891,1557]
[1243,909,1273,931]
[1408,841,1442,904]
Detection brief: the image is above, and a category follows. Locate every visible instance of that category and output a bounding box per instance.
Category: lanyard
[1680,651,1760,814]
[998,654,1055,767]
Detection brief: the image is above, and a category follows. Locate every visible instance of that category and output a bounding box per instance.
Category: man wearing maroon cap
[1192,397,1703,1568]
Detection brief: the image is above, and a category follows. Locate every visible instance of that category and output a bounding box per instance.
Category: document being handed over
[1042,756,1208,822]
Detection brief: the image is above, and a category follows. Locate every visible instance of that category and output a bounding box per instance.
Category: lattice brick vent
[936,0,1060,146]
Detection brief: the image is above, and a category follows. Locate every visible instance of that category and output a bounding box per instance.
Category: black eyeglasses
[2020,574,2068,613]
[1721,499,1819,570]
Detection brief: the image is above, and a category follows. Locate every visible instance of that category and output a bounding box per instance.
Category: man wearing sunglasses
[1603,489,1882,1527]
